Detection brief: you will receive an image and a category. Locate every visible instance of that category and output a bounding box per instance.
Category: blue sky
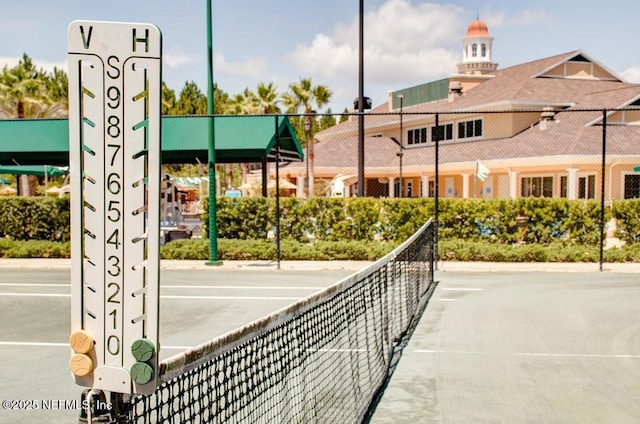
[3,0,640,112]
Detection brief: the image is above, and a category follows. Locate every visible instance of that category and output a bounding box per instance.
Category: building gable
[534,52,622,82]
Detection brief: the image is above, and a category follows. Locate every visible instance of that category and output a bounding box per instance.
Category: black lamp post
[397,94,404,197]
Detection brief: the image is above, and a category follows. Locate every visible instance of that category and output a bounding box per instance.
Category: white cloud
[289,0,465,87]
[0,56,66,74]
[620,65,640,84]
[214,52,267,79]
[164,46,200,69]
[510,10,556,26]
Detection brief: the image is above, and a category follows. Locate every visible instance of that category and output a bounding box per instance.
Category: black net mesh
[127,220,434,423]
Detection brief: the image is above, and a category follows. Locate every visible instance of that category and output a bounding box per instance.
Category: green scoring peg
[130,362,154,385]
[131,338,155,362]
[130,338,155,385]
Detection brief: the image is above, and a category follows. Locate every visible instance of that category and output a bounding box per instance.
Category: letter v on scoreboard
[67,20,162,396]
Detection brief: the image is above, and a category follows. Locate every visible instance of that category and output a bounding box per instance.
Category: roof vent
[448,81,463,102]
[539,107,556,131]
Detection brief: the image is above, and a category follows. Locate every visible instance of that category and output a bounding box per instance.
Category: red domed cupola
[458,17,497,74]
[466,19,489,37]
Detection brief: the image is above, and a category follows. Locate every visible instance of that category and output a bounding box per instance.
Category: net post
[77,389,130,423]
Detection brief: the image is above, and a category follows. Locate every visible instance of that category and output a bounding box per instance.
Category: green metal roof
[390,78,450,110]
[0,165,68,177]
[0,115,303,166]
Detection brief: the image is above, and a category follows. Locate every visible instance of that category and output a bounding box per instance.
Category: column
[388,177,395,198]
[509,171,518,199]
[296,176,305,198]
[567,168,578,200]
[462,174,471,199]
[421,175,430,198]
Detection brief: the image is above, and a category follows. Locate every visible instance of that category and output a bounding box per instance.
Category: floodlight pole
[206,0,222,265]
[357,0,365,197]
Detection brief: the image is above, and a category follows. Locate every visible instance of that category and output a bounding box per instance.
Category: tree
[0,54,67,119]
[340,107,350,123]
[171,81,207,115]
[0,54,68,196]
[161,82,176,115]
[281,77,332,197]
[319,108,337,131]
[255,82,281,114]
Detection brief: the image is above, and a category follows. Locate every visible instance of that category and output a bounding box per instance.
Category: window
[521,176,553,197]
[407,127,428,145]
[481,43,487,57]
[624,175,640,199]
[431,123,453,142]
[472,43,478,57]
[578,175,596,199]
[560,176,568,198]
[458,119,483,139]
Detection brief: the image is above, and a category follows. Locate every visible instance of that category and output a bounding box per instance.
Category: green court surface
[1,266,639,423]
[370,270,640,424]
[0,267,352,423]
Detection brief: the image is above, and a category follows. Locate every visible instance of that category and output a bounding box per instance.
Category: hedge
[0,196,70,241]
[2,196,640,246]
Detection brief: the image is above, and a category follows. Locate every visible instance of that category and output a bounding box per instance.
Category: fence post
[599,109,607,272]
[434,113,440,269]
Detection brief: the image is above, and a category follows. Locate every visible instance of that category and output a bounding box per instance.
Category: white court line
[0,283,69,287]
[0,341,195,350]
[438,298,457,302]
[0,293,300,300]
[0,283,322,290]
[414,349,640,359]
[441,288,484,292]
[0,293,301,300]
[0,293,70,297]
[0,342,369,353]
[162,285,323,290]
[162,295,301,300]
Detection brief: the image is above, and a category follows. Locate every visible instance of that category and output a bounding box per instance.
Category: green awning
[0,115,303,165]
[634,165,640,172]
[0,165,68,177]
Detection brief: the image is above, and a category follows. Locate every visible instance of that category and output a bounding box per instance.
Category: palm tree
[255,82,281,114]
[0,54,68,195]
[0,54,67,119]
[281,77,332,197]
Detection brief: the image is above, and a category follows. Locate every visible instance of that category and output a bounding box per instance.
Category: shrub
[0,196,70,241]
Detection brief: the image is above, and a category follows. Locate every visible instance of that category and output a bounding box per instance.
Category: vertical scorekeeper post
[68,20,162,395]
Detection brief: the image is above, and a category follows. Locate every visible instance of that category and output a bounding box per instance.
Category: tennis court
[0,266,355,423]
[2,253,639,422]
[370,269,640,423]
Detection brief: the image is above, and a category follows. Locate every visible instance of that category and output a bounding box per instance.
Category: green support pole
[206,0,222,265]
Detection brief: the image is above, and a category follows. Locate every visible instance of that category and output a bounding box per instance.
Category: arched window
[472,44,478,57]
[481,43,487,57]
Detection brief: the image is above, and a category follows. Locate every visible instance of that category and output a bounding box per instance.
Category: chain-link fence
[158,109,640,268]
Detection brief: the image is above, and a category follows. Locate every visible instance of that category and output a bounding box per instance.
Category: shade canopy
[0,115,304,166]
[0,165,68,177]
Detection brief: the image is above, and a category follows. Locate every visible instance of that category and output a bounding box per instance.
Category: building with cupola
[283,18,640,202]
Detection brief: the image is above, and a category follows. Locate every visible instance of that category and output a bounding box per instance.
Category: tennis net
[126,219,435,423]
